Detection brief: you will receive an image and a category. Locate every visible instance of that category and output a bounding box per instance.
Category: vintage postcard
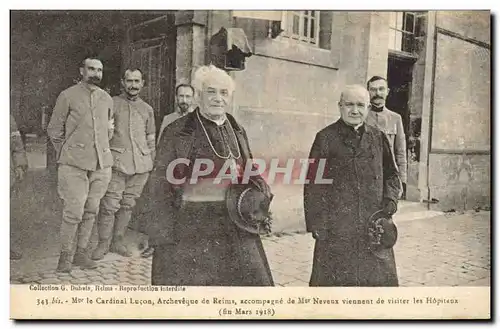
[9,9,491,320]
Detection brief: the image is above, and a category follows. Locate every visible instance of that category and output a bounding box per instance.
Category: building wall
[227,11,388,231]
[426,11,490,211]
[233,54,340,161]
[232,12,386,160]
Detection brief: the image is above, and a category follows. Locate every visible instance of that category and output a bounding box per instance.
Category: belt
[181,178,230,203]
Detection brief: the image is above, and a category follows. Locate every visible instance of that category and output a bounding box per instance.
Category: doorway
[386,54,415,199]
[11,11,126,179]
[125,14,177,136]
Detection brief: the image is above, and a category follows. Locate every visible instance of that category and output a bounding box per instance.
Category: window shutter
[319,11,332,50]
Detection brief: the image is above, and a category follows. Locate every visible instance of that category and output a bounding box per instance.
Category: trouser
[57,164,112,255]
[94,170,150,246]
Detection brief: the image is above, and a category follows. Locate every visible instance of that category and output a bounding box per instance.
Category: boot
[91,208,115,260]
[73,248,98,269]
[91,240,110,260]
[110,236,132,257]
[110,208,133,257]
[74,215,98,268]
[58,221,78,273]
[56,251,72,273]
[140,246,155,258]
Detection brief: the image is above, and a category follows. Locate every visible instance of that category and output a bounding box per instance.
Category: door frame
[124,15,177,135]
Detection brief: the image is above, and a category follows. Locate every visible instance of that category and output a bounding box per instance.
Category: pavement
[11,211,490,287]
[10,136,491,286]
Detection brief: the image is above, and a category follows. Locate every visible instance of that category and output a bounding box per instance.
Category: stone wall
[427,11,491,211]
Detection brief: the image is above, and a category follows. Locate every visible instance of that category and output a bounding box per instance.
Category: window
[388,12,418,53]
[282,11,320,46]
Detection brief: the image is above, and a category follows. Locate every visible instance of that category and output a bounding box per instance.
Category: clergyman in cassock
[304,85,401,287]
[146,65,274,286]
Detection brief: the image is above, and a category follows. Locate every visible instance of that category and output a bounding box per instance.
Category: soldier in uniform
[304,85,401,287]
[158,83,196,141]
[10,114,28,260]
[91,68,156,260]
[365,76,407,197]
[146,65,274,286]
[136,82,195,259]
[47,56,114,272]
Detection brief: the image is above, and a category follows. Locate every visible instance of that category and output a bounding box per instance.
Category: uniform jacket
[47,82,114,171]
[143,110,267,246]
[366,106,407,183]
[304,119,401,236]
[110,94,156,175]
[10,115,28,188]
[157,107,195,143]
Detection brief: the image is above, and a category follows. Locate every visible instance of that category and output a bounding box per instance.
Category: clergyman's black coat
[304,119,401,287]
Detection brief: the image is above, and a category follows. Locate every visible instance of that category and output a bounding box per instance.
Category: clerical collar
[353,123,364,131]
[369,104,385,113]
[340,119,365,133]
[199,108,227,126]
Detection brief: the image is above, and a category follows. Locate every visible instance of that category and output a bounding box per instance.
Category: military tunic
[47,82,114,254]
[94,94,156,250]
[366,106,407,183]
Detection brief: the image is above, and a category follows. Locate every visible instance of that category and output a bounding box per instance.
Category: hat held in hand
[366,209,398,259]
[226,183,274,235]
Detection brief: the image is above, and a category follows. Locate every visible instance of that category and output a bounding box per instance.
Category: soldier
[10,114,28,260]
[47,55,114,273]
[366,76,407,197]
[137,82,195,259]
[157,83,196,141]
[91,68,155,260]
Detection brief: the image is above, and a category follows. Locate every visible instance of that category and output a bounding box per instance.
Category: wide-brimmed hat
[226,182,274,235]
[366,209,398,259]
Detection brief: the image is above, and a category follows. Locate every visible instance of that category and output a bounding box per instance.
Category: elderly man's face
[200,77,232,117]
[339,88,370,126]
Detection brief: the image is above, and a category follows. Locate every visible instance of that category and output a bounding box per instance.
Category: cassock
[145,108,274,286]
[304,119,401,287]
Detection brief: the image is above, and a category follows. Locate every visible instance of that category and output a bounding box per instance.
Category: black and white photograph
[8,9,491,319]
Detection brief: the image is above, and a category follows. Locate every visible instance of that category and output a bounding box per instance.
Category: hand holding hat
[226,182,274,235]
[250,177,272,200]
[366,209,398,259]
[382,198,397,216]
